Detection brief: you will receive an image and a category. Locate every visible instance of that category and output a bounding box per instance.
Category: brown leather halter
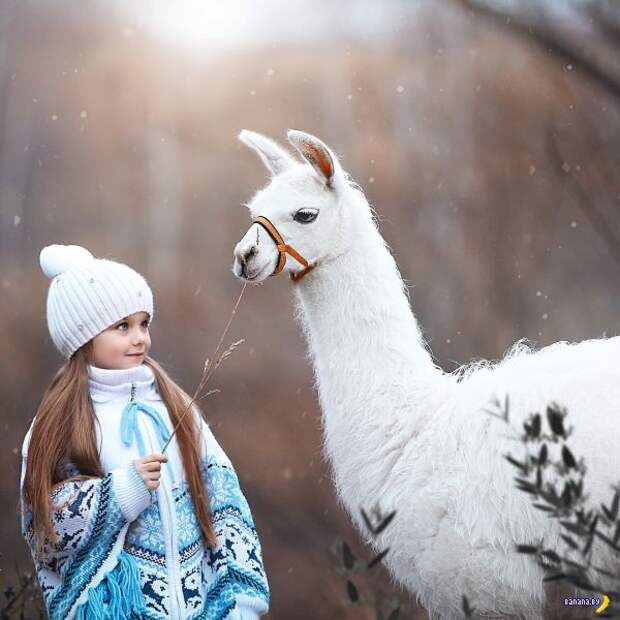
[252,216,316,283]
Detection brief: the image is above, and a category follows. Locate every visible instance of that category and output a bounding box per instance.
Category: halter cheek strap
[252,216,317,283]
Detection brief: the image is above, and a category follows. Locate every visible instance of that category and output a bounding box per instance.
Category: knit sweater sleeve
[19,430,152,620]
[197,415,270,618]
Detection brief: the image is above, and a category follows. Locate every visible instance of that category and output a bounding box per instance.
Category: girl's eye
[293,209,319,224]
[116,322,128,331]
[141,320,149,328]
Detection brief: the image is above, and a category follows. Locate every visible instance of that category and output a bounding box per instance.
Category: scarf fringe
[75,551,145,619]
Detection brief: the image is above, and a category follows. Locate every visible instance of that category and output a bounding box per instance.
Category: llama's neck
[293,191,448,510]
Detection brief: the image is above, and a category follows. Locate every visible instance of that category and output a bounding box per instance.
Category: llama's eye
[293,209,319,224]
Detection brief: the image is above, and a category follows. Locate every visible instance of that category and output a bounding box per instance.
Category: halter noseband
[252,216,316,283]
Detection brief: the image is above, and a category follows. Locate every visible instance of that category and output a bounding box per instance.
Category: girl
[20,244,269,620]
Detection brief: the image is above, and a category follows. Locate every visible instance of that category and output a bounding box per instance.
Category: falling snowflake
[396,85,405,94]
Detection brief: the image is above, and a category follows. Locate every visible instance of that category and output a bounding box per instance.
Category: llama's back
[406,336,620,617]
[453,335,620,502]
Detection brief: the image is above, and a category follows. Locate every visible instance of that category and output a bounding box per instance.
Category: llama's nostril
[244,246,257,262]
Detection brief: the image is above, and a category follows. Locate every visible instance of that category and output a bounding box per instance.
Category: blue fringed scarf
[74,551,145,620]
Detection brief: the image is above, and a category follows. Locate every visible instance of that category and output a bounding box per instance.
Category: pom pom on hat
[40,244,154,358]
[40,244,94,279]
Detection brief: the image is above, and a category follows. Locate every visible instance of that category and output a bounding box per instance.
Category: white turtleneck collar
[88,363,160,404]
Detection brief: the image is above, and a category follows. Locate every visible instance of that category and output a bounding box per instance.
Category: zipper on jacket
[161,476,186,617]
[139,406,185,618]
[132,386,185,617]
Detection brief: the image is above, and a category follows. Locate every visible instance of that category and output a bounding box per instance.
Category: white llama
[232,129,620,619]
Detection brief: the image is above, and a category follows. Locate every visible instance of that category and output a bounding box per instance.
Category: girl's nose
[132,331,145,345]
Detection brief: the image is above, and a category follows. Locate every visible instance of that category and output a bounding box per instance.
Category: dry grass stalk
[161,282,248,453]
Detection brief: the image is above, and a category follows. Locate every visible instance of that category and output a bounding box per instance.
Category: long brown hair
[22,344,217,552]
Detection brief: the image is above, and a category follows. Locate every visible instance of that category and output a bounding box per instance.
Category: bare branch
[450,0,620,102]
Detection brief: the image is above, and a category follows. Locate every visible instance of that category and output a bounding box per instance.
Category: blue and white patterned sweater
[19,363,270,619]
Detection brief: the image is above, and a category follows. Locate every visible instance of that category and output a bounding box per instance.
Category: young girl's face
[90,311,152,369]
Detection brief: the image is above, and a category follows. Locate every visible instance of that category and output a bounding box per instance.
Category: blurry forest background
[2,0,620,617]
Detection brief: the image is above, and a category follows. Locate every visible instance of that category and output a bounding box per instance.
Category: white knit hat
[40,244,154,359]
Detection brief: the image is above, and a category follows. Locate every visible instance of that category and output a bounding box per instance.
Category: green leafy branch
[483,398,620,618]
[331,506,405,620]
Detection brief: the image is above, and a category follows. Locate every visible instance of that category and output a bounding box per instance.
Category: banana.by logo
[563,594,610,613]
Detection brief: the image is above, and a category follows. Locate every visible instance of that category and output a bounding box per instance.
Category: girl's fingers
[134,454,167,491]
[144,453,168,464]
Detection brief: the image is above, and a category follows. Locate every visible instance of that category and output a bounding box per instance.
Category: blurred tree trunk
[0,2,35,265]
[145,42,183,291]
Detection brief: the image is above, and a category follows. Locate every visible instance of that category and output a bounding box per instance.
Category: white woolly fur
[234,130,620,619]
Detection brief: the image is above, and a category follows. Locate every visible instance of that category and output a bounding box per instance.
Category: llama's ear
[287,130,341,190]
[238,130,295,176]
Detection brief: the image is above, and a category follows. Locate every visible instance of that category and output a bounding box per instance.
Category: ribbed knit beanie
[39,244,154,359]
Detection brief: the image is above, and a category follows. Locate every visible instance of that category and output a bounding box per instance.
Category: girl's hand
[134,453,168,491]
